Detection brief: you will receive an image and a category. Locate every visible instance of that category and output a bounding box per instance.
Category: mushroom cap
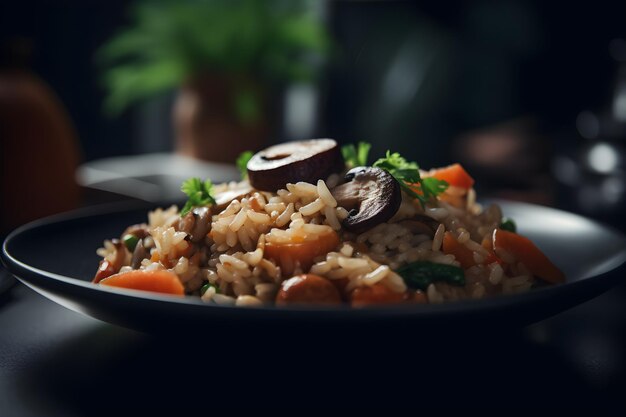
[331,166,402,234]
[246,139,343,191]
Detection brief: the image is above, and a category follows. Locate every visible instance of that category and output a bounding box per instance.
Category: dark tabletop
[1,276,625,413]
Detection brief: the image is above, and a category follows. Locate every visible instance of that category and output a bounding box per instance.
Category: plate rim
[2,199,626,320]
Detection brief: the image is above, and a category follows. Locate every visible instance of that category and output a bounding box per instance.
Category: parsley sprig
[180,177,216,216]
[341,142,371,169]
[373,151,448,207]
[236,150,254,180]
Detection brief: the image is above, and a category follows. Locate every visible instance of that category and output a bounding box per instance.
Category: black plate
[2,200,625,333]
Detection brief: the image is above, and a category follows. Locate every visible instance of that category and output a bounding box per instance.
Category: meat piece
[275,274,342,306]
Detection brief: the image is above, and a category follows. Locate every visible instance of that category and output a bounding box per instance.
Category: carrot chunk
[99,270,185,296]
[264,230,340,277]
[350,283,407,307]
[442,231,477,269]
[492,229,565,284]
[427,163,475,189]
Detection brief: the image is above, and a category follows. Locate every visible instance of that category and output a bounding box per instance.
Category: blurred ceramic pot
[0,67,81,233]
[173,74,270,163]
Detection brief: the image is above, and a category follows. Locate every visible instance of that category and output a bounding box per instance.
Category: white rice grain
[229,208,248,232]
[432,224,445,252]
[212,294,236,306]
[324,205,341,230]
[246,210,270,224]
[299,198,325,216]
[317,179,337,207]
[219,254,248,270]
[361,265,390,286]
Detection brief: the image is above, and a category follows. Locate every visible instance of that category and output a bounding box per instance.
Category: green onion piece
[396,261,465,291]
[500,218,517,233]
[200,283,219,296]
[122,234,139,252]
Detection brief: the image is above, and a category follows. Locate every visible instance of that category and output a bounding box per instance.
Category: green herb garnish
[341,142,371,168]
[373,151,448,207]
[236,150,254,180]
[180,177,216,216]
[396,261,465,291]
[500,218,517,233]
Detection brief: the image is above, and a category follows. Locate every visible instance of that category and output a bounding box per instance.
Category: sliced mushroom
[93,240,127,283]
[178,211,195,235]
[178,207,212,242]
[398,216,441,238]
[121,223,150,240]
[246,139,343,191]
[331,166,401,234]
[213,183,254,211]
[130,239,149,269]
[190,206,212,243]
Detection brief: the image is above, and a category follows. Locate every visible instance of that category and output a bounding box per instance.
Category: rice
[96,172,542,306]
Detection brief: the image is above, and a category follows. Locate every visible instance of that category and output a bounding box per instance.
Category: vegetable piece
[200,283,219,296]
[246,139,344,191]
[330,166,402,233]
[130,239,149,269]
[492,229,565,284]
[424,163,474,189]
[264,229,340,276]
[213,183,254,211]
[373,151,448,207]
[500,218,517,233]
[396,261,465,291]
[93,240,126,283]
[179,206,212,243]
[122,234,139,252]
[121,223,150,240]
[276,274,342,306]
[341,141,371,169]
[350,283,407,307]
[236,150,254,180]
[180,177,216,216]
[443,232,501,268]
[99,270,185,296]
[398,217,440,238]
[93,259,118,284]
[442,232,477,269]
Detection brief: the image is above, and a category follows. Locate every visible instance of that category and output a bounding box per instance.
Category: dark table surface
[1,274,625,413]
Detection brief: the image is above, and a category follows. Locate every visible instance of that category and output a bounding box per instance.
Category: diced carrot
[442,232,477,269]
[99,270,185,296]
[426,163,475,189]
[443,231,502,268]
[481,235,502,265]
[264,230,340,277]
[492,229,565,284]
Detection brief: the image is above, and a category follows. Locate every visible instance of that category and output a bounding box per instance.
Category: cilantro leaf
[342,142,371,168]
[180,177,216,216]
[236,150,254,180]
[373,151,448,207]
[422,177,449,197]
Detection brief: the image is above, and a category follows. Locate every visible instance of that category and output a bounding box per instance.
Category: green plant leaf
[97,0,332,114]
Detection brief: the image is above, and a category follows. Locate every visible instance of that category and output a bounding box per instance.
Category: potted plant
[98,0,330,162]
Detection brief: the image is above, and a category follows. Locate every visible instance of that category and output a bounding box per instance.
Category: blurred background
[2,0,626,234]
